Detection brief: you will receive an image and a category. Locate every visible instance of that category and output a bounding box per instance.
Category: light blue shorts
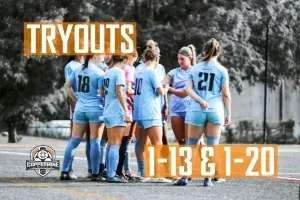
[73,111,103,124]
[137,119,162,129]
[187,111,224,126]
[171,112,186,118]
[104,115,126,128]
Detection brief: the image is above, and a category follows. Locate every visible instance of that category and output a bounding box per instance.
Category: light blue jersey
[68,64,105,113]
[64,60,82,92]
[168,67,191,113]
[101,67,126,119]
[187,60,229,113]
[135,63,166,108]
[97,63,107,71]
[133,67,163,121]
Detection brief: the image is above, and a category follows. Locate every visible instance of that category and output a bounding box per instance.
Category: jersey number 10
[78,75,90,93]
[134,78,143,95]
[198,72,215,91]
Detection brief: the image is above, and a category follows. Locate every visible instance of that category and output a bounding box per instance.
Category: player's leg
[61,112,87,180]
[116,123,131,177]
[107,126,128,183]
[206,112,225,184]
[85,125,92,178]
[99,127,108,175]
[124,121,139,179]
[88,112,105,181]
[171,114,186,145]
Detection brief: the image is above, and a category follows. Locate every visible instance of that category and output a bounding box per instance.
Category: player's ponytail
[201,38,220,62]
[82,55,92,70]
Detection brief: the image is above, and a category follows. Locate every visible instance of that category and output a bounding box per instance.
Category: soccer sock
[124,138,131,172]
[107,145,120,178]
[105,145,110,171]
[138,160,144,177]
[206,136,219,145]
[135,139,140,161]
[116,136,129,175]
[86,139,91,171]
[186,138,200,145]
[62,137,81,172]
[90,138,101,175]
[100,139,107,164]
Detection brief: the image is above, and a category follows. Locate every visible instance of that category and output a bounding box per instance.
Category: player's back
[71,64,105,112]
[188,60,228,112]
[103,67,126,118]
[133,67,162,121]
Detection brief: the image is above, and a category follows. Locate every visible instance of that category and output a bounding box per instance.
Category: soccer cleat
[173,178,188,186]
[68,171,77,180]
[125,171,140,180]
[203,178,213,187]
[213,177,226,183]
[86,169,92,178]
[91,174,106,182]
[107,175,128,183]
[60,172,72,180]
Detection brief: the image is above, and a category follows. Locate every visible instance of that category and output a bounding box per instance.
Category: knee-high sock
[107,145,120,178]
[90,138,101,175]
[62,137,81,172]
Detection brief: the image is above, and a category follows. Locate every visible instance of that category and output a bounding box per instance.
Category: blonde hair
[201,38,220,62]
[178,44,197,65]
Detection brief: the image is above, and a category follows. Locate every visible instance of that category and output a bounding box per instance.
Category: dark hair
[143,40,160,61]
[110,54,128,67]
[82,55,92,70]
[201,38,220,62]
[68,55,76,63]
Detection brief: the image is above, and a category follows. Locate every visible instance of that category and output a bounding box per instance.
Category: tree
[0,0,66,142]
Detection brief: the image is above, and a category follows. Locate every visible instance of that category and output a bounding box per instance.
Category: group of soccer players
[60,38,231,187]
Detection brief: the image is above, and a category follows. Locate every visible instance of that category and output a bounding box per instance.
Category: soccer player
[100,54,132,183]
[185,38,231,187]
[116,50,140,179]
[161,45,197,185]
[64,55,94,179]
[133,41,169,179]
[61,54,106,181]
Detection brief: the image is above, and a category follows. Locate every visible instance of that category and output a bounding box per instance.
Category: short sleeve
[221,68,229,84]
[125,66,135,83]
[160,64,166,76]
[167,69,176,80]
[67,71,76,85]
[150,70,162,90]
[116,70,125,86]
[64,64,72,81]
[187,68,193,81]
[98,75,104,88]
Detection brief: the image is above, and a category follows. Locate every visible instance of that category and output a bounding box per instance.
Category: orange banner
[23,22,137,55]
[144,145,278,178]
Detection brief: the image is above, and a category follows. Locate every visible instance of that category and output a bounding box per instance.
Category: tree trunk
[6,118,18,143]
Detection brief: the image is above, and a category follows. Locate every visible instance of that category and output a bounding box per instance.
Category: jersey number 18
[78,75,90,93]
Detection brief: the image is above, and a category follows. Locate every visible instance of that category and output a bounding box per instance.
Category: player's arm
[99,88,105,97]
[116,85,131,122]
[222,70,231,125]
[185,80,208,109]
[168,87,188,98]
[126,81,134,95]
[64,81,77,103]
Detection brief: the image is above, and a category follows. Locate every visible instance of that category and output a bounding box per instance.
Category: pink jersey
[124,65,135,114]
